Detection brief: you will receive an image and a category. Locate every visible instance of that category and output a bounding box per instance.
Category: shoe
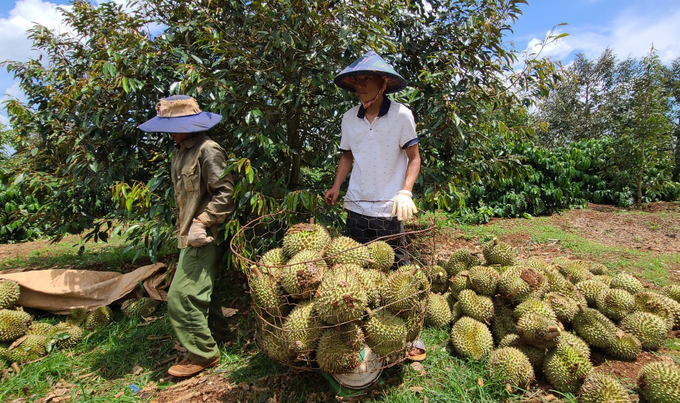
[406,338,427,362]
[167,356,220,377]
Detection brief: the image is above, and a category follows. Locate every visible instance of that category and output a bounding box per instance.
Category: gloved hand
[188,219,214,247]
[391,190,417,221]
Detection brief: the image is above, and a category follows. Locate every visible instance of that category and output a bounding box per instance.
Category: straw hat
[334,50,407,94]
[138,95,222,133]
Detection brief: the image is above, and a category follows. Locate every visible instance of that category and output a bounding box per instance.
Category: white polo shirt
[339,98,418,217]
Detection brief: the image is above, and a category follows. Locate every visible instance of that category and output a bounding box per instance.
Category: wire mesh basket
[229,206,437,373]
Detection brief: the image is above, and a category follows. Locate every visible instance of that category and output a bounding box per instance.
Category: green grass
[0,233,152,272]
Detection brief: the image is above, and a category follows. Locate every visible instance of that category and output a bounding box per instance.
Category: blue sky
[2,0,680,127]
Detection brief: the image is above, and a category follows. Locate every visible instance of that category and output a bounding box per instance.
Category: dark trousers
[346,210,411,266]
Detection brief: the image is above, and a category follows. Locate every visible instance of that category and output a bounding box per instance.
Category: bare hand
[324,188,340,205]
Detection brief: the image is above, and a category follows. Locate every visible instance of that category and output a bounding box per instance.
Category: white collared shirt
[339,98,418,217]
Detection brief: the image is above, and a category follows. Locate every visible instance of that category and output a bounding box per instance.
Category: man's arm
[197,145,235,226]
[402,144,421,192]
[324,150,353,205]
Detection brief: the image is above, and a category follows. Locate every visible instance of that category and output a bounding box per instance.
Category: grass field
[1,203,679,402]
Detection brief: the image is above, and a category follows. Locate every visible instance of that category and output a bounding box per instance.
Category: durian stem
[251,265,263,278]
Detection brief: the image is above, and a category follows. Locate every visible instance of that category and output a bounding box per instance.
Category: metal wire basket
[229,206,436,373]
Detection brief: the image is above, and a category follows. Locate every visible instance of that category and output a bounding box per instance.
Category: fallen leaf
[477,378,484,387]
[543,394,556,402]
[174,340,187,353]
[239,382,250,391]
[133,364,144,375]
[114,391,124,398]
[409,386,424,393]
[221,307,238,317]
[424,396,429,403]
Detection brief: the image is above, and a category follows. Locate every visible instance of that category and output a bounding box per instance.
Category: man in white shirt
[324,51,425,361]
[325,50,421,263]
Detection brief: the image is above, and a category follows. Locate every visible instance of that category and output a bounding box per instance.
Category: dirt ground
[2,202,679,402]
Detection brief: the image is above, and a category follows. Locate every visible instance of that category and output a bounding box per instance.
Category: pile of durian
[0,278,159,370]
[429,237,680,402]
[249,222,430,373]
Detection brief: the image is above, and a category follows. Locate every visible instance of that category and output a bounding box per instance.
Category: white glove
[188,219,214,247]
[391,190,417,221]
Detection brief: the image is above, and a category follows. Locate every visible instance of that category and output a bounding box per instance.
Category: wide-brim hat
[334,50,407,94]
[138,95,222,133]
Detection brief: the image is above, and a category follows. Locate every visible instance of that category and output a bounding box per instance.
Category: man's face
[170,132,194,144]
[353,74,384,104]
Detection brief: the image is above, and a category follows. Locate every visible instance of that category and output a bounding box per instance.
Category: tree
[667,57,680,181]
[2,0,558,255]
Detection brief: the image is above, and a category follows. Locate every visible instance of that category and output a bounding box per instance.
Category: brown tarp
[0,263,169,314]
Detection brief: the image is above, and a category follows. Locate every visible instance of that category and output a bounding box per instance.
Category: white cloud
[0,0,72,63]
[522,6,680,65]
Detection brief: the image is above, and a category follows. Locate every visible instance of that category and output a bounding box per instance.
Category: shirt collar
[179,133,205,149]
[356,97,391,119]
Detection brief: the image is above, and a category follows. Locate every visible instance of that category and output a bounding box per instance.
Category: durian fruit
[357,269,386,308]
[337,322,365,350]
[543,292,578,324]
[595,288,635,321]
[619,312,667,350]
[0,279,20,309]
[280,249,326,300]
[498,266,546,303]
[542,342,593,395]
[450,301,463,324]
[551,256,570,267]
[66,307,89,326]
[316,328,362,373]
[488,347,535,391]
[446,249,480,276]
[17,334,46,360]
[258,319,295,363]
[483,238,515,266]
[0,346,27,364]
[575,279,609,307]
[0,309,31,342]
[281,223,331,258]
[513,299,557,322]
[525,256,549,270]
[325,236,370,267]
[364,308,408,357]
[26,322,54,336]
[403,309,425,343]
[557,260,593,284]
[458,289,494,324]
[315,264,367,325]
[594,275,612,286]
[259,248,287,276]
[587,262,610,276]
[250,266,288,317]
[47,322,83,349]
[382,268,426,317]
[425,265,448,294]
[572,306,617,349]
[491,301,517,344]
[367,241,395,272]
[649,292,680,329]
[610,272,644,295]
[425,293,452,327]
[579,372,630,403]
[396,265,430,292]
[498,334,546,371]
[282,301,320,354]
[543,268,585,303]
[516,312,562,349]
[450,316,493,360]
[606,330,641,361]
[84,306,112,331]
[468,266,500,296]
[637,361,680,403]
[661,284,680,304]
[121,297,159,318]
[449,271,472,299]
[635,292,675,332]
[555,331,590,360]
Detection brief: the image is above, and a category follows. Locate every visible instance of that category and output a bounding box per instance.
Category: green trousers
[167,243,228,364]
